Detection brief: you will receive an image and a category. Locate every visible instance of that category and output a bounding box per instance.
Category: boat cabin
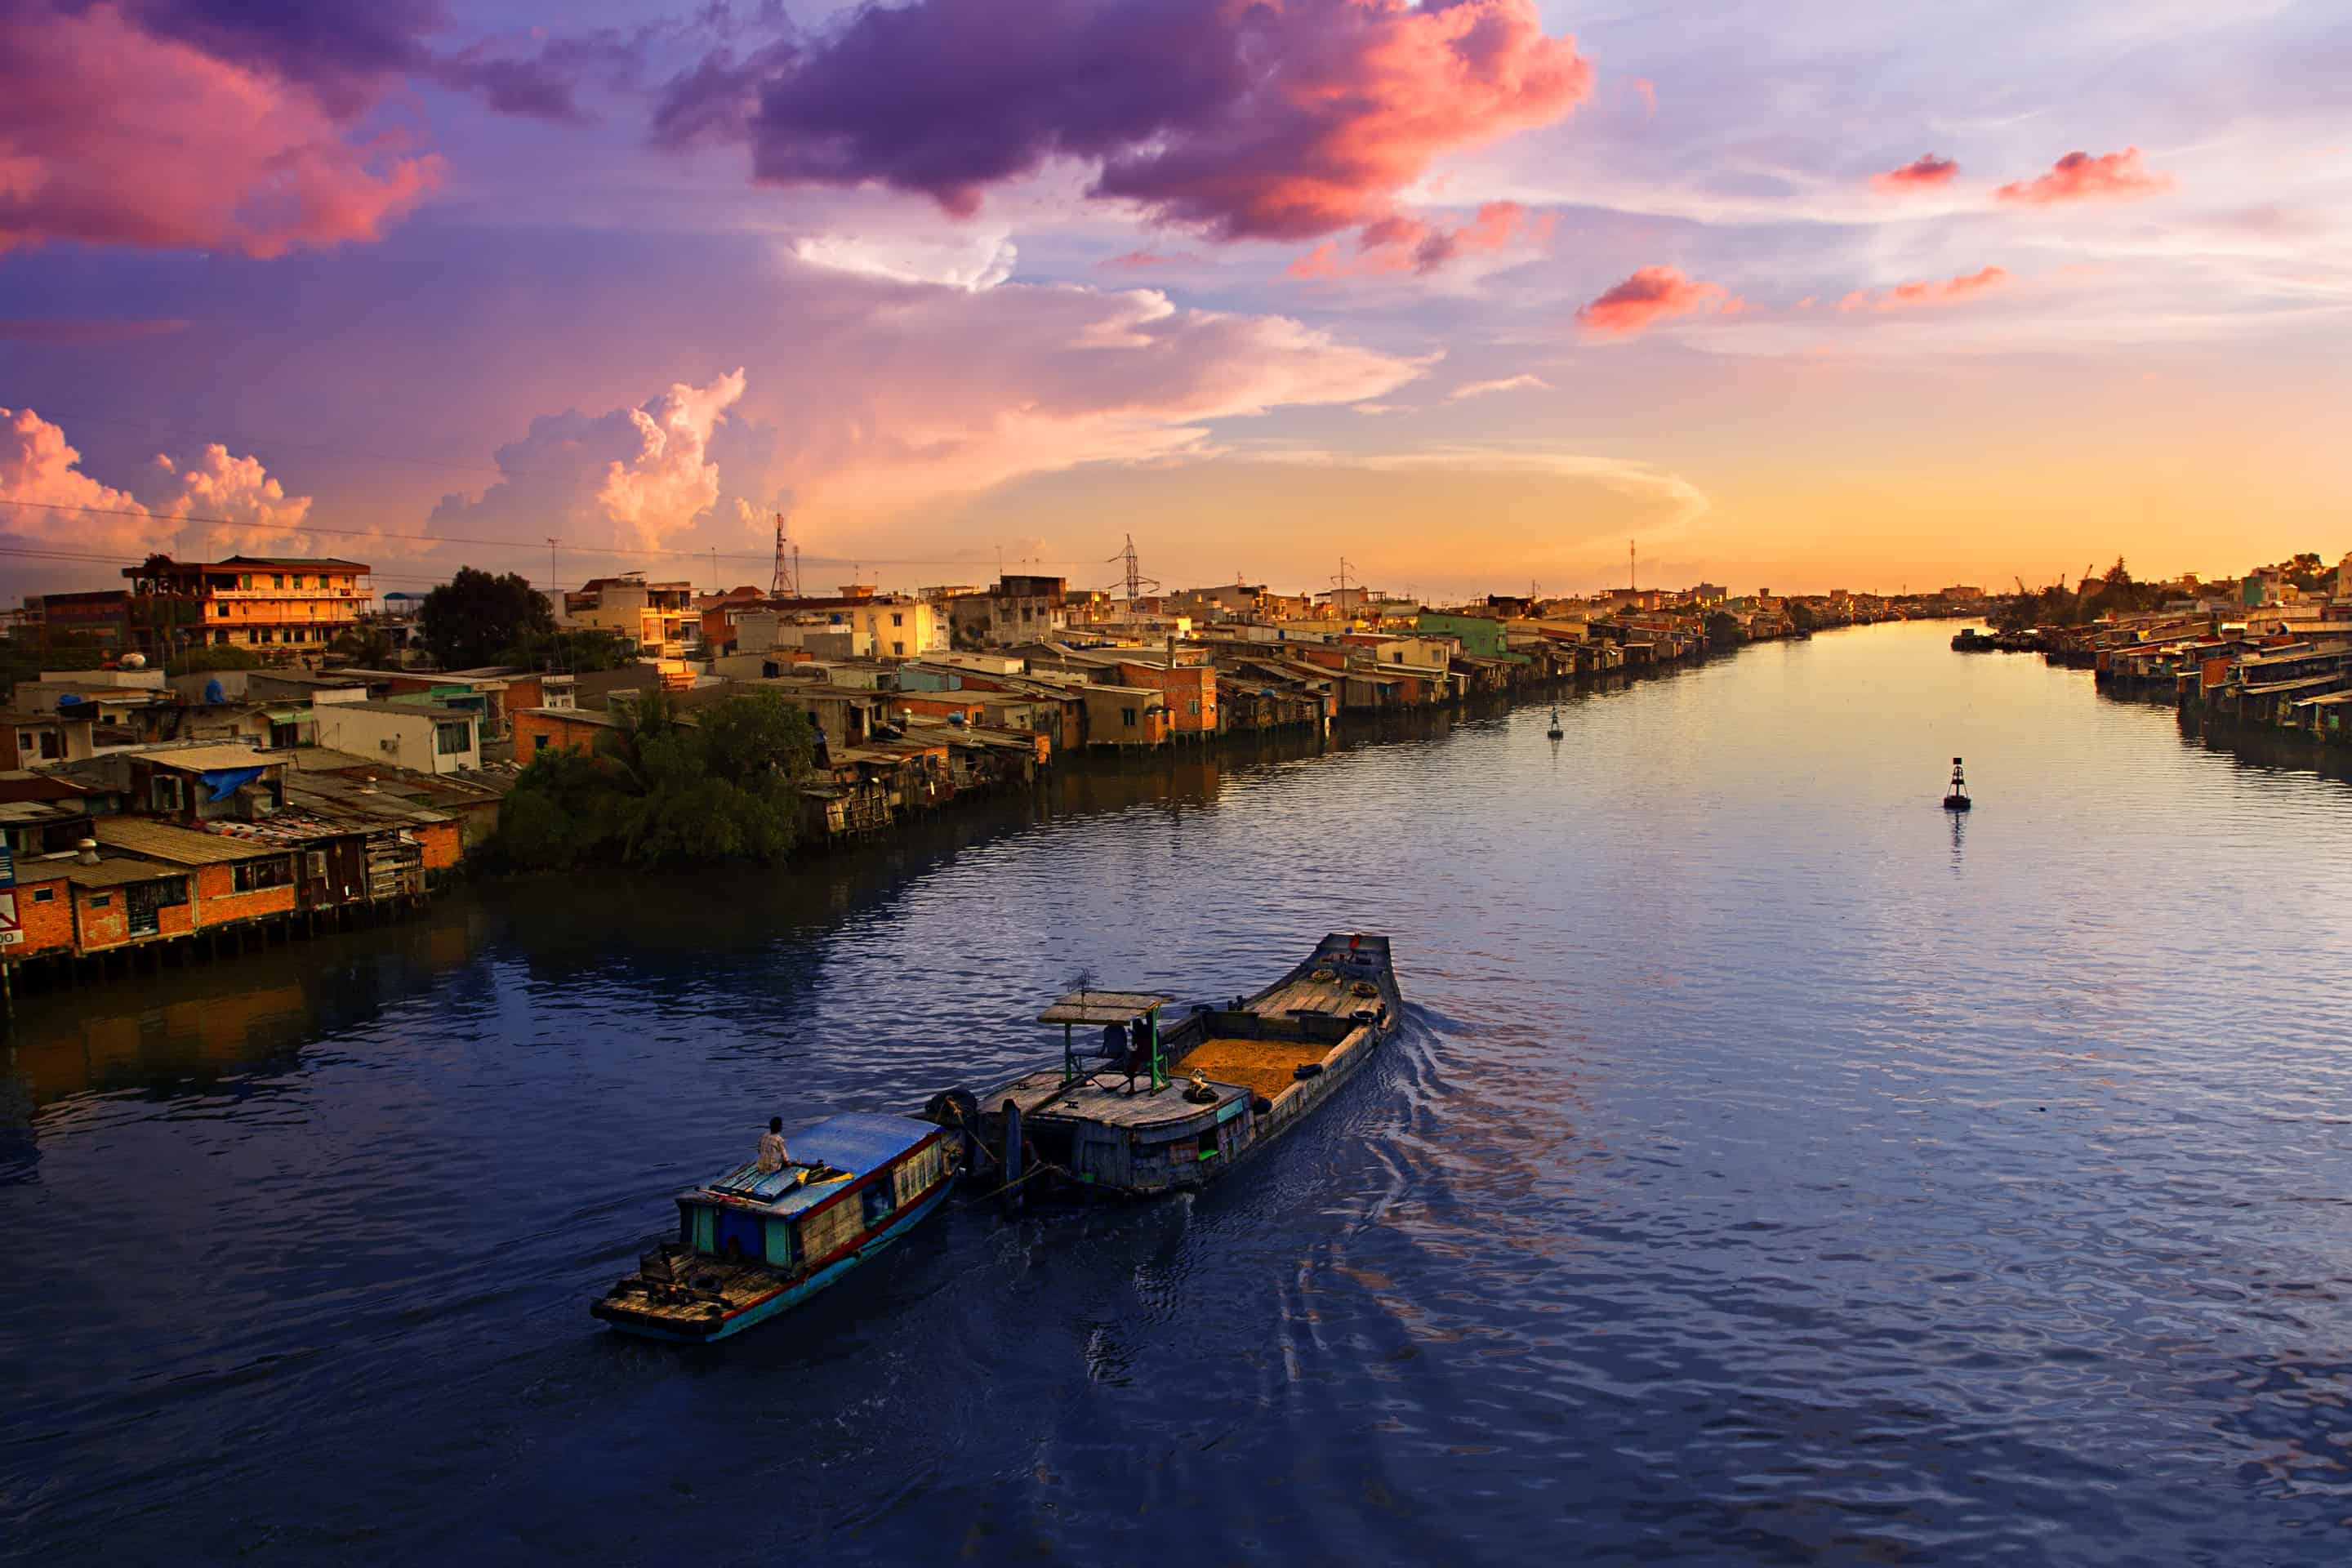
[593,1111,956,1342]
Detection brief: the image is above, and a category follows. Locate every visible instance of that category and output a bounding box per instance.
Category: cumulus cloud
[0,405,319,563]
[1838,265,2011,311]
[653,0,1593,242]
[597,369,749,551]
[1448,374,1552,400]
[430,368,764,563]
[1996,147,2173,206]
[1872,154,1958,192]
[0,2,443,256]
[1575,266,1741,338]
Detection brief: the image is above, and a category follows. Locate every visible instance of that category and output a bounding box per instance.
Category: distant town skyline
[4,1,2346,600]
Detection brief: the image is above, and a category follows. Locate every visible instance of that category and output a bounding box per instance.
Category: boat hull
[942,933,1401,1204]
[595,1174,955,1343]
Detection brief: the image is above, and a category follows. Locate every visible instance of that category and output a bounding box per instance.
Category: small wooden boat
[1943,755,1972,811]
[927,933,1401,1204]
[590,1112,957,1343]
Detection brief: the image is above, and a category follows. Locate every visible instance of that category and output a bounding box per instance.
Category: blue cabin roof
[694,1112,936,1217]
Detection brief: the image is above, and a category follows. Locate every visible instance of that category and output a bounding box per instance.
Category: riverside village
[2,544,2346,1001]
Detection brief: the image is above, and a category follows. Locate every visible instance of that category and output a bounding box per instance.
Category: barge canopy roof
[1039,990,1176,1025]
[698,1112,936,1217]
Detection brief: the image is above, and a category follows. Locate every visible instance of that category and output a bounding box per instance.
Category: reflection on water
[6,623,2352,1566]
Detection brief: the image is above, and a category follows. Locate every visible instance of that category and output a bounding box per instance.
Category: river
[6,620,2352,1566]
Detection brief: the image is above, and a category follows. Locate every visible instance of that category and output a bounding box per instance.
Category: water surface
[7,621,2352,1566]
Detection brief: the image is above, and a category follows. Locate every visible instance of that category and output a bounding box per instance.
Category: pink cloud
[0,405,319,561]
[0,2,443,256]
[1995,147,2173,206]
[1291,201,1550,278]
[1575,265,1740,338]
[657,0,1594,243]
[1838,265,2011,312]
[1100,249,1204,271]
[1630,77,1657,117]
[1871,154,1958,193]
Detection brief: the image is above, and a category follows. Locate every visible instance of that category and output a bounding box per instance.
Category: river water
[7,621,2352,1566]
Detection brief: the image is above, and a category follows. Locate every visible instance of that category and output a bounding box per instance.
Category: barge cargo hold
[931,933,1401,1203]
[590,1112,956,1343]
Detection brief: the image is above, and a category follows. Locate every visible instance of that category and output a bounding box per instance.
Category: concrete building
[124,555,373,655]
[564,576,696,654]
[311,702,483,775]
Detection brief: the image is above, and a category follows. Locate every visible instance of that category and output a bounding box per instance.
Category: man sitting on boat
[757,1117,791,1174]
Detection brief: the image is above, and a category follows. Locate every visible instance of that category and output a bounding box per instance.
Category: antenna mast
[1628,538,1636,593]
[770,512,797,599]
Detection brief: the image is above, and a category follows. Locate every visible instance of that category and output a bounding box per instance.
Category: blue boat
[591,1112,957,1343]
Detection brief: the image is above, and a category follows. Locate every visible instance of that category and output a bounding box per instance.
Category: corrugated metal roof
[1040,990,1174,1025]
[93,818,285,864]
[65,858,189,889]
[141,744,287,773]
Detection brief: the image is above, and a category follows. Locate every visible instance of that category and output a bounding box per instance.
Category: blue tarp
[201,766,267,802]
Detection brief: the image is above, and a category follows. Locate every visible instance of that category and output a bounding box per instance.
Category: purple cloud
[653,0,1594,242]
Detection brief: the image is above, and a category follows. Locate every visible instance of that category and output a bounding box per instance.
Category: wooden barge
[928,933,1401,1203]
[590,1112,956,1343]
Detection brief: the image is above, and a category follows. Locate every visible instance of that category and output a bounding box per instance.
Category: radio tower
[770,512,798,600]
[1628,538,1637,593]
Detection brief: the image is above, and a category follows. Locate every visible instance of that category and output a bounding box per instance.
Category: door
[125,880,164,938]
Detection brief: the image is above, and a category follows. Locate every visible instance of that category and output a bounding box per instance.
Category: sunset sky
[2,0,2347,602]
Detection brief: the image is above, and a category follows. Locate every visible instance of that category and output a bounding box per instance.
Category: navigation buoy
[1546,708,1563,740]
[1942,756,1972,812]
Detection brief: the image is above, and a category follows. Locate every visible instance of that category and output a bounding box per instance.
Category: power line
[0,497,1102,569]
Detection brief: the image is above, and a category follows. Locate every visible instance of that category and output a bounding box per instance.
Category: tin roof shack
[1203,653,1334,735]
[3,861,77,959]
[0,792,98,861]
[310,700,482,776]
[74,742,292,825]
[287,749,508,851]
[16,681,180,751]
[65,855,196,955]
[900,715,1046,791]
[93,818,300,934]
[1079,684,1169,749]
[514,705,624,760]
[206,808,419,913]
[1,707,97,769]
[1113,658,1218,738]
[749,680,886,750]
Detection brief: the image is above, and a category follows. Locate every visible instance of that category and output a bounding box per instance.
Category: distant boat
[1943,756,1972,812]
[1546,708,1563,739]
[590,1112,957,1342]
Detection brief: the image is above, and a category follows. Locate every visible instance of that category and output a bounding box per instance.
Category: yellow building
[124,555,373,653]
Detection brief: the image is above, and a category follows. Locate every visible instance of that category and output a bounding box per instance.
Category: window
[90,895,110,908]
[13,730,29,755]
[891,612,903,627]
[213,630,229,645]
[233,857,294,893]
[271,574,284,589]
[434,721,470,756]
[245,630,258,644]
[533,734,550,752]
[1121,706,1138,728]
[257,629,273,644]
[892,641,905,657]
[238,575,252,591]
[861,1179,895,1228]
[1188,700,1200,716]
[149,775,185,812]
[213,602,229,617]
[305,850,327,879]
[33,888,53,904]
[154,876,190,909]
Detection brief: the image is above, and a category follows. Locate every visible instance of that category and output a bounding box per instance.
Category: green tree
[1704,610,1744,652]
[492,690,813,871]
[500,626,632,673]
[328,626,396,666]
[419,567,554,671]
[165,644,262,677]
[1785,599,1819,633]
